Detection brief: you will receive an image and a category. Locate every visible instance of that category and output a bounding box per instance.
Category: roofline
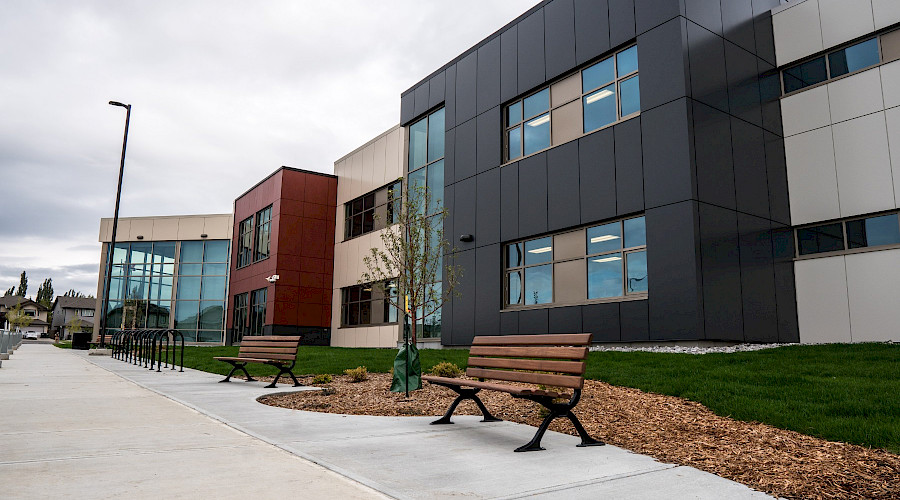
[234,165,337,201]
[333,124,401,165]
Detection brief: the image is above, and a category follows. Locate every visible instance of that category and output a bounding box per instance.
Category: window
[254,206,272,262]
[232,292,249,343]
[503,45,639,162]
[23,309,37,317]
[583,45,639,133]
[237,216,253,268]
[504,216,647,309]
[81,309,94,318]
[174,240,229,343]
[344,180,402,239]
[797,212,900,257]
[249,288,267,336]
[340,282,398,327]
[102,241,176,336]
[783,36,881,94]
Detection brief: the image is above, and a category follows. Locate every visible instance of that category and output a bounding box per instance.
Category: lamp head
[109,101,130,108]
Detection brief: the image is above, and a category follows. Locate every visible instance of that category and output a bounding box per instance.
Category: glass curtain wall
[407,107,445,338]
[174,240,230,343]
[103,241,175,336]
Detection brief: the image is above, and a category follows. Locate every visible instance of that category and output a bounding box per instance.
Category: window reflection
[524,264,553,304]
[588,253,623,299]
[797,223,844,255]
[846,215,900,248]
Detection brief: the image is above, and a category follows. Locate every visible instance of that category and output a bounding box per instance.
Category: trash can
[72,331,91,350]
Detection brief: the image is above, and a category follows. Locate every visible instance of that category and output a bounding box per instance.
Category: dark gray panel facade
[518,153,548,238]
[476,107,501,173]
[614,117,644,215]
[517,9,546,94]
[414,80,430,118]
[544,0,576,81]
[477,38,501,116]
[547,141,581,232]
[583,302,621,341]
[456,52,478,125]
[608,0,635,47]
[574,0,610,65]
[400,0,791,346]
[578,128,616,223]
[475,167,502,246]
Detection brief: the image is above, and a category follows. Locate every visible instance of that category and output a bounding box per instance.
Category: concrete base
[87,348,112,356]
[0,353,8,360]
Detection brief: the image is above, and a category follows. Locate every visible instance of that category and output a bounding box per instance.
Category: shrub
[344,366,368,382]
[311,373,333,384]
[428,362,462,378]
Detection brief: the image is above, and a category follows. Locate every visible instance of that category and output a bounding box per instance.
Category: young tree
[16,271,27,297]
[65,314,86,335]
[360,183,461,393]
[6,301,34,332]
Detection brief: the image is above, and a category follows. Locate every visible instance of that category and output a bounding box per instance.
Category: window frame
[343,180,402,241]
[237,215,254,268]
[794,211,900,259]
[780,30,895,97]
[253,205,272,263]
[248,287,267,337]
[339,282,399,328]
[502,44,640,164]
[503,215,647,310]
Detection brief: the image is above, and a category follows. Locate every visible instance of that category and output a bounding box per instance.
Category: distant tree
[36,278,53,308]
[3,287,13,296]
[6,302,34,331]
[65,314,86,335]
[64,289,87,298]
[16,271,27,297]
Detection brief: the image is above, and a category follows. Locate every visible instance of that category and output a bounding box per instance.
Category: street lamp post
[99,101,131,348]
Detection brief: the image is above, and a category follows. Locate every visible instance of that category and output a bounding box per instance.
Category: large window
[582,45,639,133]
[407,107,445,339]
[173,240,230,343]
[249,287,267,336]
[232,292,249,343]
[797,212,900,257]
[340,282,398,327]
[781,28,900,95]
[503,45,639,162]
[254,205,272,262]
[237,216,253,268]
[344,180,402,240]
[504,216,647,309]
[103,241,177,336]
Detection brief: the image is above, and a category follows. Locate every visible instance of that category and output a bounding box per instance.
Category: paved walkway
[1,344,773,499]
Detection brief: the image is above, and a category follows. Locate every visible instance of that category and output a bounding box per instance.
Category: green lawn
[585,343,900,454]
[161,342,899,453]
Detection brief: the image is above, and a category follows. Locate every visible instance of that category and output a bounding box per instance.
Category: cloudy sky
[0,0,537,298]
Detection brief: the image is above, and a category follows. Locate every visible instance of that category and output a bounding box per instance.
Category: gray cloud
[0,0,538,296]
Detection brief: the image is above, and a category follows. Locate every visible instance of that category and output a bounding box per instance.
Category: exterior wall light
[459,234,474,242]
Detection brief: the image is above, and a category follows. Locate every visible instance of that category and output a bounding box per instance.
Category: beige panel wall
[99,214,233,243]
[330,125,405,348]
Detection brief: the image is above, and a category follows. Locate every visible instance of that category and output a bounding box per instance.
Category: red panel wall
[227,168,337,339]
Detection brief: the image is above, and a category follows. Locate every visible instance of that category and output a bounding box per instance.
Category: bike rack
[106,328,184,372]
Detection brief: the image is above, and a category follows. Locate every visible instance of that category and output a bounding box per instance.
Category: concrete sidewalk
[2,344,773,499]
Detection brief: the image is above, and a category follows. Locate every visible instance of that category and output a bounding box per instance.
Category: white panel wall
[832,112,895,216]
[785,127,841,224]
[795,257,852,343]
[330,125,404,348]
[845,250,900,342]
[797,249,900,343]
[773,0,897,66]
[782,62,900,224]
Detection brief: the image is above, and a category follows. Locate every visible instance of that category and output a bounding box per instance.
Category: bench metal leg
[514,392,604,452]
[220,363,255,383]
[264,364,302,389]
[430,387,502,425]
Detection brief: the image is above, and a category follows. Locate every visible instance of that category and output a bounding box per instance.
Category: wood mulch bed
[258,373,900,500]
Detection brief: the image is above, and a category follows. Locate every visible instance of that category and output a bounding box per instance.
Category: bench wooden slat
[234,352,296,361]
[214,356,291,364]
[237,347,298,355]
[422,375,571,399]
[240,335,301,341]
[467,357,585,375]
[239,338,301,346]
[469,345,589,360]
[466,367,585,389]
[471,334,591,346]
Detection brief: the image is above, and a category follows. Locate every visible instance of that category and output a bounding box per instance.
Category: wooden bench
[214,336,303,388]
[422,333,604,452]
